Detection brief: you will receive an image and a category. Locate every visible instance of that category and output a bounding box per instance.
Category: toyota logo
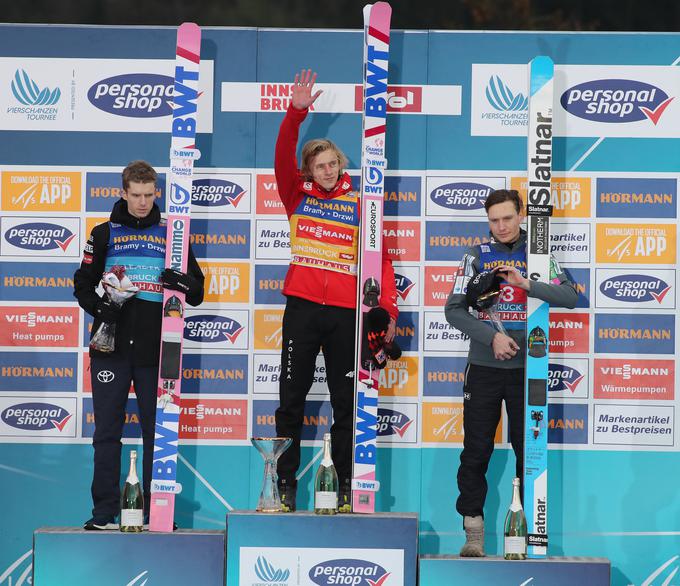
[97,370,115,383]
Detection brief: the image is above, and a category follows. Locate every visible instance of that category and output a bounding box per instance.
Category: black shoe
[278,479,297,512]
[83,515,118,530]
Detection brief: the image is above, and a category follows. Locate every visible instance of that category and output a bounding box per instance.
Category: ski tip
[177,22,202,58]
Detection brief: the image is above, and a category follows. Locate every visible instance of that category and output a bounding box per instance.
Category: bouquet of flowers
[89,265,139,353]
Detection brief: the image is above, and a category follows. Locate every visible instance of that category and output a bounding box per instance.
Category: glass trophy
[251,437,292,513]
[475,289,508,336]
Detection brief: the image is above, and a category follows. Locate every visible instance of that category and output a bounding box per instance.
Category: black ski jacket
[73,199,204,366]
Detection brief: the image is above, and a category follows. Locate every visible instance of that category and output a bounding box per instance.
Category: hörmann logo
[185,315,244,344]
[560,79,674,125]
[309,559,389,586]
[87,73,174,117]
[377,408,413,438]
[600,274,671,303]
[429,182,491,210]
[193,178,247,208]
[1,402,72,431]
[548,363,585,393]
[4,222,76,252]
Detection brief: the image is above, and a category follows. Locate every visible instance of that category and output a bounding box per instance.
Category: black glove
[161,268,198,295]
[465,269,503,310]
[94,298,121,324]
[361,307,401,370]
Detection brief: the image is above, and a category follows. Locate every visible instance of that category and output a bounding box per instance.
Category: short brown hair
[122,160,158,191]
[484,189,522,214]
[300,139,349,180]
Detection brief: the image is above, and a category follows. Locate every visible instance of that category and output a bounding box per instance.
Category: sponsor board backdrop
[1,25,679,586]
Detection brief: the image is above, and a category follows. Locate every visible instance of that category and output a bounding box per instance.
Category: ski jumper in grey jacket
[444,229,577,519]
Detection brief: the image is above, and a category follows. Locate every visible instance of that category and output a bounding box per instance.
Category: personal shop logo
[394,272,416,301]
[1,402,72,432]
[548,362,585,394]
[87,73,174,117]
[377,408,414,438]
[599,274,671,304]
[4,221,76,252]
[560,79,674,125]
[309,559,389,586]
[184,315,245,344]
[192,177,247,208]
[429,181,492,211]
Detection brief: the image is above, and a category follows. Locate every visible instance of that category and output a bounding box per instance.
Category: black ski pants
[456,363,525,518]
[90,355,157,519]
[275,296,356,486]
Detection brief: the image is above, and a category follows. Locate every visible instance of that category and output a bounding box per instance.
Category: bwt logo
[87,73,174,117]
[193,178,247,208]
[600,274,671,303]
[184,315,244,343]
[377,408,413,438]
[5,222,76,252]
[254,556,290,583]
[485,76,528,112]
[430,182,491,210]
[11,69,61,106]
[394,273,415,300]
[548,363,585,393]
[1,402,72,432]
[560,79,674,125]
[309,559,390,586]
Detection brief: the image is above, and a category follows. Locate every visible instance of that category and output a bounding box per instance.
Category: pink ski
[149,22,201,532]
[352,2,392,515]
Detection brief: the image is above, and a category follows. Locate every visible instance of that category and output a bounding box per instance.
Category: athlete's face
[123,181,156,219]
[310,149,341,191]
[487,200,523,244]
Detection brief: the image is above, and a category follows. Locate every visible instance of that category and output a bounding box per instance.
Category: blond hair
[300,139,349,180]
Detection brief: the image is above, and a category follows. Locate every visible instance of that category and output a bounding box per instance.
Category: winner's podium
[420,554,611,585]
[226,511,418,586]
[33,527,225,586]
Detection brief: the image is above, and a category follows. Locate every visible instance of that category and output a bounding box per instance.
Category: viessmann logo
[1,402,72,431]
[193,178,247,208]
[4,222,76,252]
[184,315,245,343]
[309,559,390,586]
[560,79,674,125]
[11,69,61,106]
[87,73,174,117]
[600,274,671,303]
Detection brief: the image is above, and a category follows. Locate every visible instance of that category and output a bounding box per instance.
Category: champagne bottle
[314,433,338,515]
[120,449,144,532]
[504,477,527,560]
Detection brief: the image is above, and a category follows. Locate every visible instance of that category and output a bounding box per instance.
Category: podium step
[226,511,418,586]
[33,527,225,586]
[419,554,610,585]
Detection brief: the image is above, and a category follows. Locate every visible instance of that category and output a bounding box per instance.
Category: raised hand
[291,69,323,111]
